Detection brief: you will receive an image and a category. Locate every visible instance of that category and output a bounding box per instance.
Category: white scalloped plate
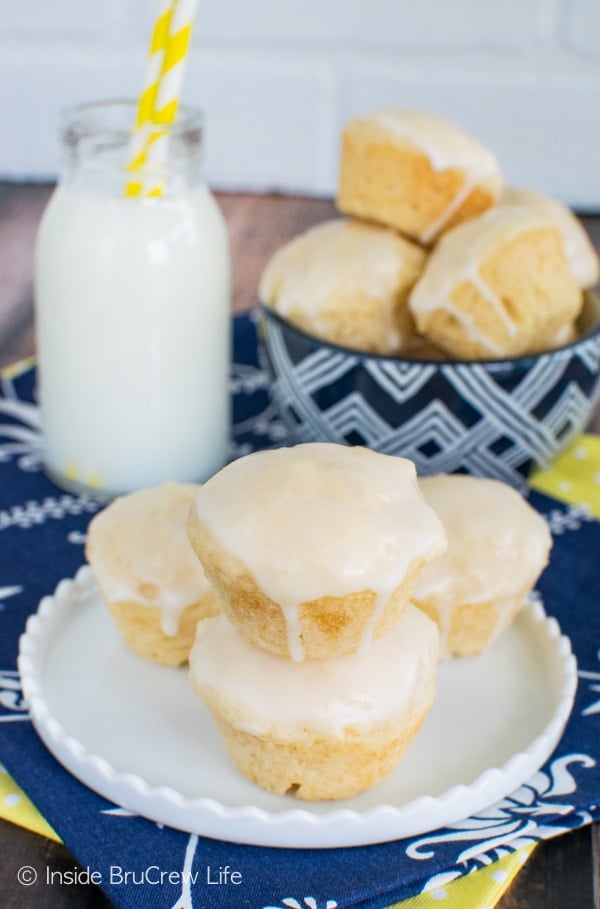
[18,567,577,849]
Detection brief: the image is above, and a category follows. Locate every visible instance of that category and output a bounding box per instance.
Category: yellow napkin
[530,435,600,518]
[2,434,598,907]
[389,846,534,908]
[0,763,58,841]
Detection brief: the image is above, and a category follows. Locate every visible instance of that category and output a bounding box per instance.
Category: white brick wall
[1,0,599,207]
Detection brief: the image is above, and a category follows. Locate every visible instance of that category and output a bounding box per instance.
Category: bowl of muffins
[258,108,600,489]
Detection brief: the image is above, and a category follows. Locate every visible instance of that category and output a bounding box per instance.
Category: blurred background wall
[1,0,599,207]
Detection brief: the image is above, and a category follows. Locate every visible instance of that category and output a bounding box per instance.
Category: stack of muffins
[260,108,599,361]
[185,443,446,800]
[85,442,552,801]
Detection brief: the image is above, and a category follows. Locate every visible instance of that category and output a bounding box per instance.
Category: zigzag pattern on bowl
[261,318,600,491]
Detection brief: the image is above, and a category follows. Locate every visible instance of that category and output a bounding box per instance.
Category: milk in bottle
[34,102,231,496]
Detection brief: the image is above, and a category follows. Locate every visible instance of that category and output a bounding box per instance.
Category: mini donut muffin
[501,187,599,289]
[189,604,439,800]
[187,443,446,661]
[337,109,502,245]
[408,205,583,359]
[412,474,552,658]
[86,483,219,667]
[258,218,426,354]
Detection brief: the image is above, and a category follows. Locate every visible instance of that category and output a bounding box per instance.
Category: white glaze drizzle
[468,268,517,337]
[189,604,439,736]
[281,602,304,663]
[357,583,396,655]
[419,172,476,245]
[193,444,447,661]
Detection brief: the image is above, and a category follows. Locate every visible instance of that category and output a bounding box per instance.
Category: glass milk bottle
[34,101,231,497]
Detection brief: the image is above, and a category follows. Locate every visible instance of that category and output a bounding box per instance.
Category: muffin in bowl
[258,218,426,355]
[337,108,502,244]
[408,205,583,360]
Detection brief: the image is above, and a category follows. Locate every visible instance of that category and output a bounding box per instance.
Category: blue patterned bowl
[258,294,600,490]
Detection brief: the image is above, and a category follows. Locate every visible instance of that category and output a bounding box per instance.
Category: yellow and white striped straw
[126,0,197,197]
[137,0,175,129]
[125,0,174,195]
[152,0,197,127]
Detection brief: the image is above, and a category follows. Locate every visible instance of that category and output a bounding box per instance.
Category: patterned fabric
[0,313,598,909]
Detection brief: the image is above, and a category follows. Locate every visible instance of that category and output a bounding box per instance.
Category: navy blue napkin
[0,313,598,909]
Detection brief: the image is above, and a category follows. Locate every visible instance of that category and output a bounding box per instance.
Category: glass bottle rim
[60,99,203,142]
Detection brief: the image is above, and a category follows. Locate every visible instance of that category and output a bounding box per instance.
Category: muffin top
[190,605,438,736]
[86,482,211,634]
[191,443,447,621]
[501,187,599,289]
[351,109,502,184]
[412,474,552,607]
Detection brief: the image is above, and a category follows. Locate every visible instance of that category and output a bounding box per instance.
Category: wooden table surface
[0,182,598,908]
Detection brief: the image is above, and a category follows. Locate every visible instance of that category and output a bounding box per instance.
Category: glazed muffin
[408,205,583,359]
[501,187,599,289]
[412,474,552,657]
[337,109,502,245]
[259,218,426,354]
[187,443,447,661]
[189,604,439,800]
[86,483,219,667]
